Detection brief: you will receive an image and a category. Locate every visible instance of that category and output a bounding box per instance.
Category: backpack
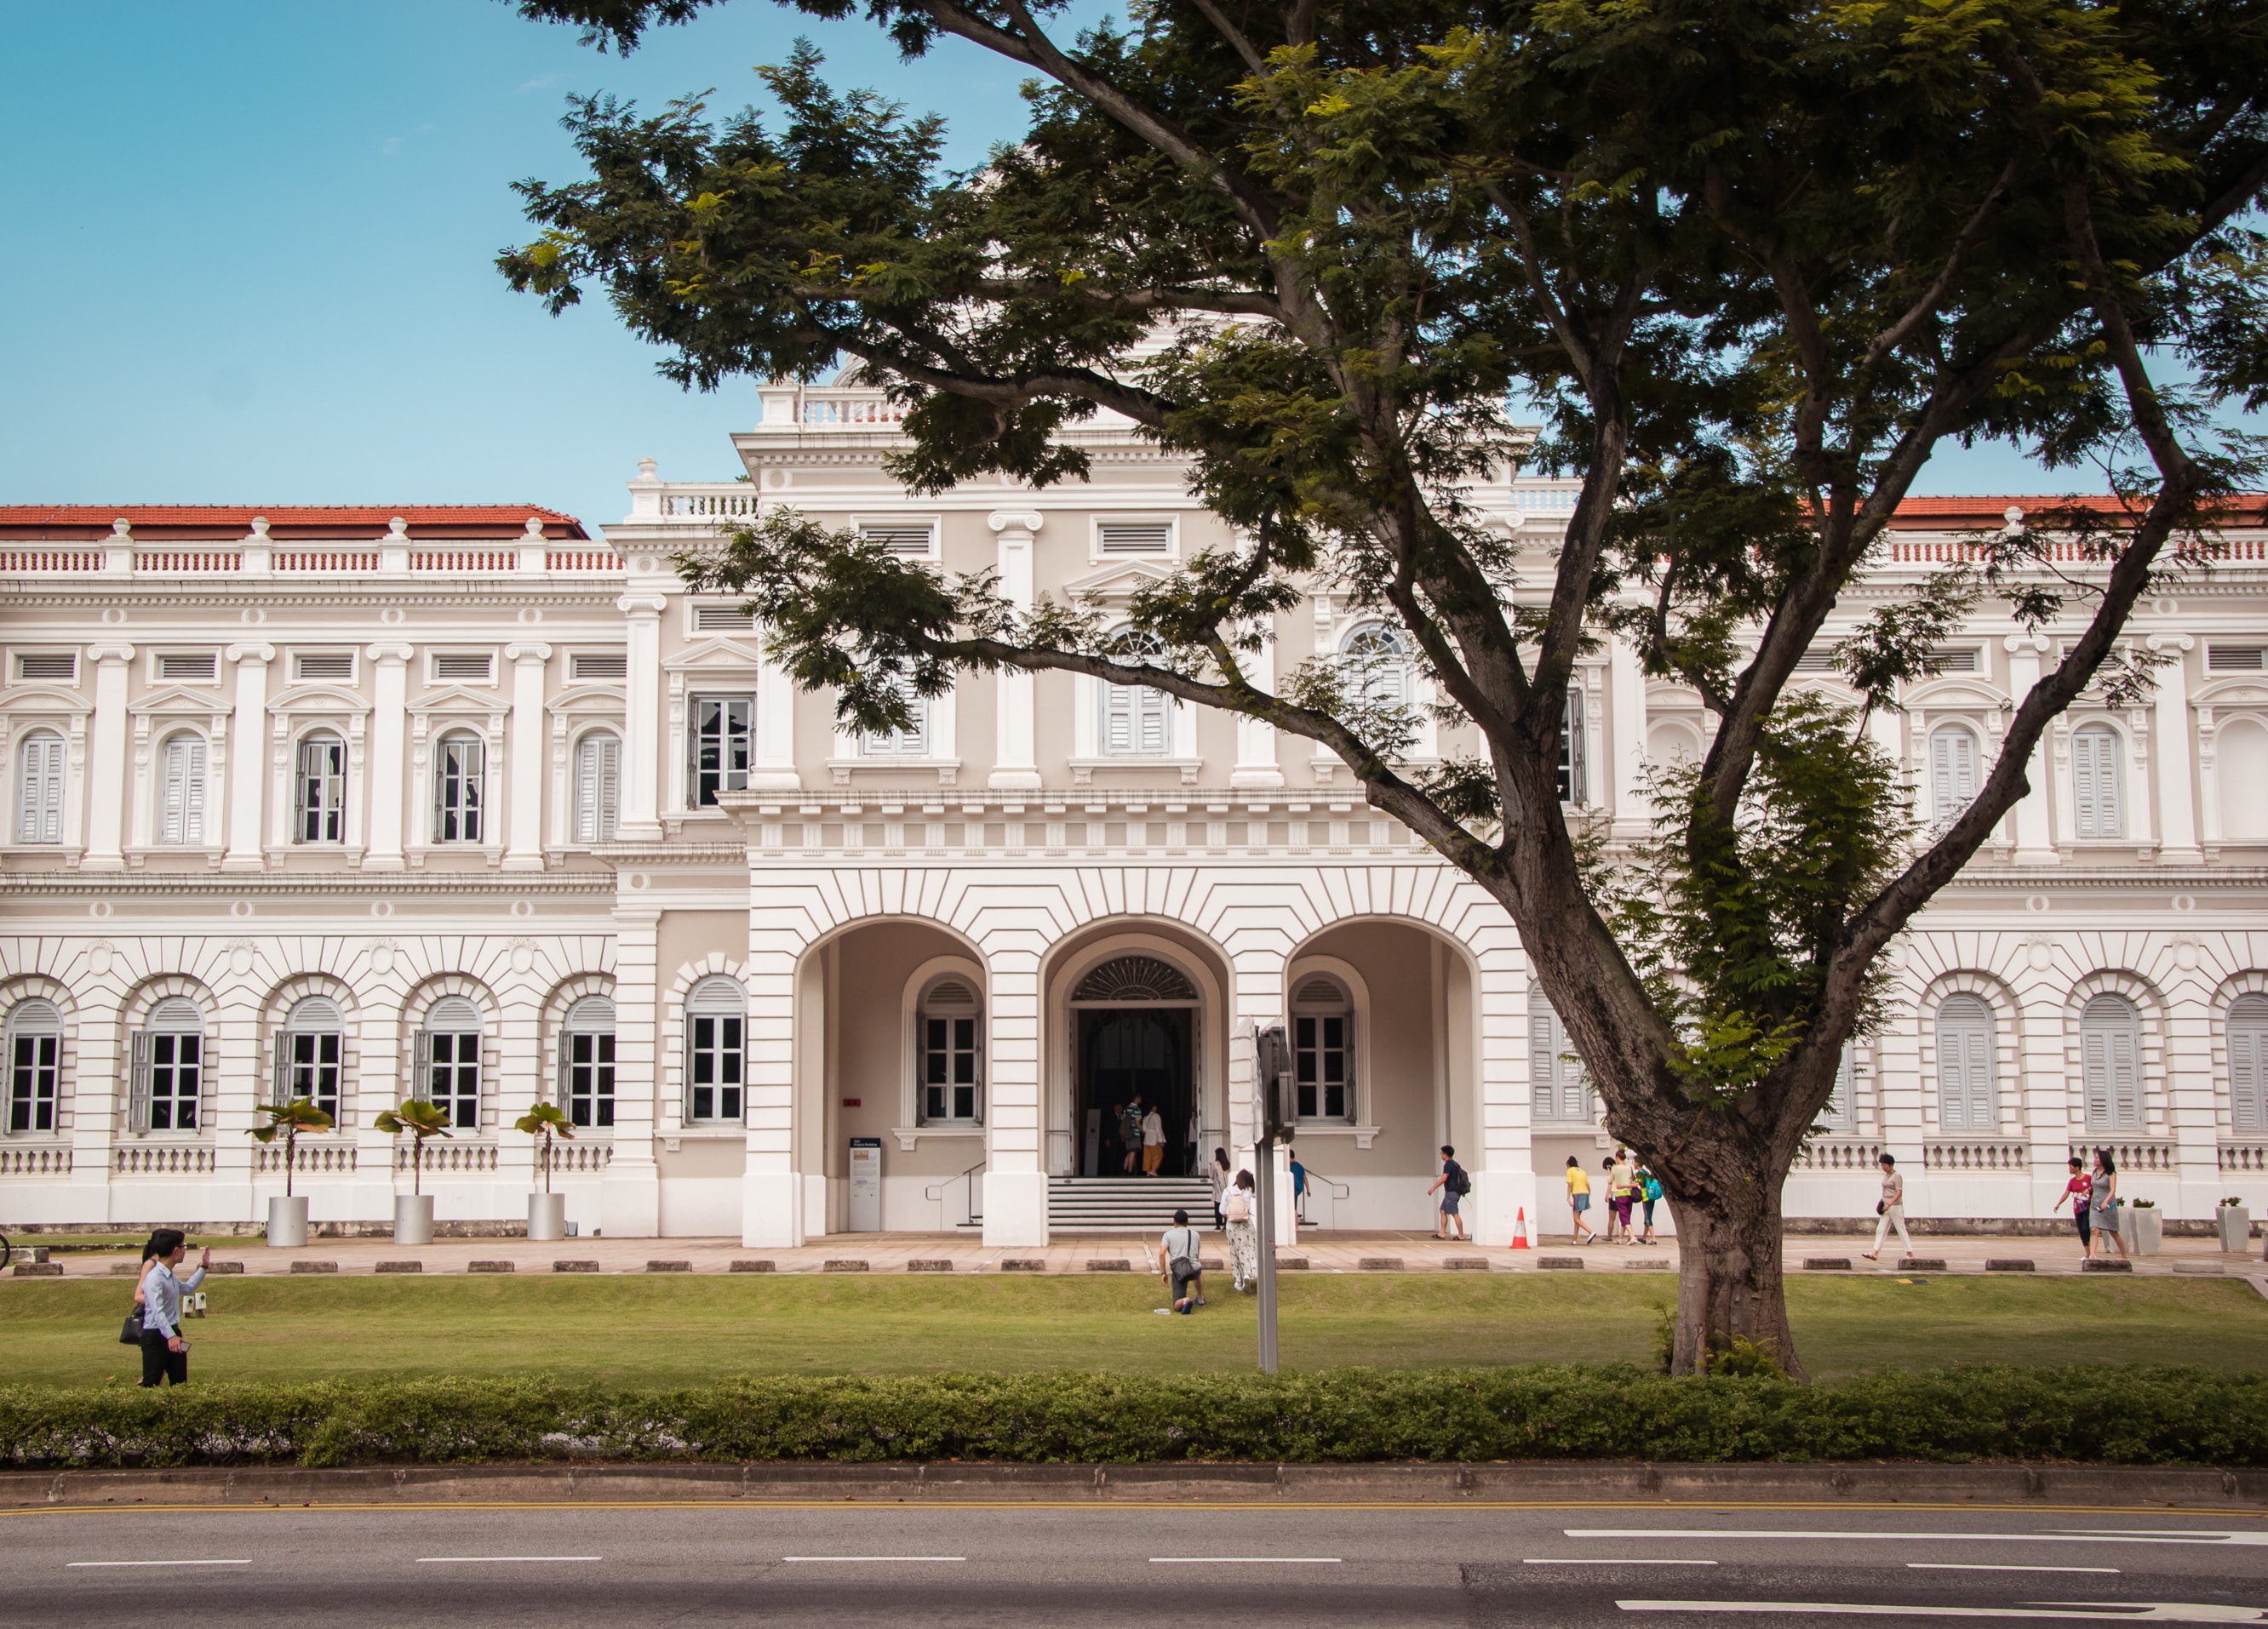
[1448,1163,1472,1196]
[1223,1189,1251,1223]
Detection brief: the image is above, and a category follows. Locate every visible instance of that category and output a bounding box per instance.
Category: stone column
[600,904,663,1237]
[2149,633,2202,862]
[80,643,133,868]
[222,644,272,871]
[363,643,413,871]
[988,510,1044,790]
[618,595,666,839]
[2004,635,2059,864]
[980,925,1050,1244]
[503,643,552,872]
[742,897,805,1247]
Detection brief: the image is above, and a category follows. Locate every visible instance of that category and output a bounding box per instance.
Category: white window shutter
[2082,1025,2113,1129]
[272,1038,292,1106]
[1529,1007,1557,1119]
[1935,997,1994,1132]
[129,1030,152,1133]
[1103,683,1134,753]
[20,735,64,843]
[596,735,620,841]
[1137,688,1169,753]
[1563,689,1588,805]
[1931,728,1978,825]
[180,737,205,843]
[2230,997,2268,1135]
[2073,726,2122,839]
[2108,1021,2139,1129]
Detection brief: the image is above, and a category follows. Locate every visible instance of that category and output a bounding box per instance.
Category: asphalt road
[3,1500,2265,1625]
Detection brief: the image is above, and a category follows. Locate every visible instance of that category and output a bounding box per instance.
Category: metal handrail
[924,1157,987,1227]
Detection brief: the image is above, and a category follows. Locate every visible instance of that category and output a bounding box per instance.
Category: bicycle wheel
[0,1232,12,1272]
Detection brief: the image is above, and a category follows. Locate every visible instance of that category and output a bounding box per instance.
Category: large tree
[503,0,2268,1374]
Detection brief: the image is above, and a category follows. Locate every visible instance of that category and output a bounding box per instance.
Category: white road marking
[1619,1603,2267,1622]
[1149,1558,1343,1564]
[415,1556,602,1564]
[1526,1559,1721,1566]
[781,1557,967,1563]
[1574,1529,2268,1548]
[1910,1565,2122,1575]
[66,1560,249,1569]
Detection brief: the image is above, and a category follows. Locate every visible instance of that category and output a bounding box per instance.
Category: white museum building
[4,386,2268,1247]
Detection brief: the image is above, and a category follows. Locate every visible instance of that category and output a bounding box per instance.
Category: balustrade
[136,550,241,573]
[0,549,100,572]
[2076,1140,2178,1173]
[1923,1139,2029,1172]
[275,550,380,572]
[661,490,760,518]
[254,1143,358,1175]
[2220,1141,2268,1175]
[547,1141,613,1175]
[114,1144,216,1176]
[1794,1138,1883,1171]
[396,1142,499,1175]
[0,1144,71,1177]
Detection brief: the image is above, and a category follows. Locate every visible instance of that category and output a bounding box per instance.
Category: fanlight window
[1290,975,1355,1123]
[6,997,61,1134]
[420,996,482,1129]
[2230,994,2268,1136]
[276,995,343,1119]
[1933,994,1997,1133]
[2079,992,2144,1134]
[1099,631,1172,756]
[916,976,982,1124]
[684,976,745,1123]
[131,997,204,1133]
[562,995,616,1129]
[1529,986,1591,1123]
[1072,956,1197,1003]
[1341,623,1413,712]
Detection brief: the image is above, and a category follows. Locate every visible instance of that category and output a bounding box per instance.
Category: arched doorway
[1070,955,1197,1177]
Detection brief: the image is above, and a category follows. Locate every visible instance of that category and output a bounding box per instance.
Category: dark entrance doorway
[1075,1008,1193,1177]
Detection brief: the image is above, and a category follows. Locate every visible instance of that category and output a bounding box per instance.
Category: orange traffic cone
[1509,1207,1531,1249]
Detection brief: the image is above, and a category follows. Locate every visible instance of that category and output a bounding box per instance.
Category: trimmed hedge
[3,1366,2264,1470]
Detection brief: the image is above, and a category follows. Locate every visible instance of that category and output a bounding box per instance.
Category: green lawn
[5,1272,2264,1388]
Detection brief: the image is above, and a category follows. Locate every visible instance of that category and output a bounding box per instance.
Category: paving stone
[2082,1258,2133,1272]
[1898,1257,1950,1272]
[375,1260,422,1274]
[289,1261,337,1274]
[1276,1256,1309,1270]
[1357,1257,1404,1272]
[2172,1261,2225,1275]
[906,1259,953,1272]
[1538,1255,1584,1271]
[1085,1259,1131,1272]
[648,1260,694,1272]
[469,1260,516,1274]
[553,1260,599,1273]
[821,1260,868,1272]
[1984,1258,2036,1272]
[11,1263,61,1277]
[1444,1256,1491,1271]
[1200,1256,1226,1271]
[1804,1257,1853,1271]
[729,1260,775,1272]
[209,1262,244,1275]
[1622,1260,1671,1271]
[999,1258,1045,1272]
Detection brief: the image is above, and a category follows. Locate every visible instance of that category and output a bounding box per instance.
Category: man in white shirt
[1155,1208,1204,1313]
[1140,1106,1166,1175]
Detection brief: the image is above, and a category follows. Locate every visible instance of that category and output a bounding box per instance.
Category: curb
[3,1460,2265,1511]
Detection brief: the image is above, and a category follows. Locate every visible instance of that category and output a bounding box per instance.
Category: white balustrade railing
[114,1144,216,1176]
[547,1141,614,1175]
[2076,1140,2178,1173]
[1923,1139,2029,1172]
[2220,1141,2268,1175]
[661,488,761,519]
[0,1144,71,1177]
[731,809,1428,860]
[799,391,905,426]
[1794,1138,1883,1171]
[254,1143,358,1176]
[396,1142,499,1175]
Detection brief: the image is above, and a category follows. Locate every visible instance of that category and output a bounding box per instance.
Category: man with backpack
[1429,1145,1470,1241]
[1155,1207,1205,1314]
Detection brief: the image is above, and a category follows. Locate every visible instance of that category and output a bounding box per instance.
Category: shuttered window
[1291,976,1355,1122]
[1530,986,1591,1123]
[2080,993,2145,1134]
[917,978,982,1123]
[862,674,931,757]
[688,695,752,805]
[15,732,64,844]
[1342,624,1413,711]
[433,734,484,843]
[274,996,342,1119]
[6,999,60,1134]
[1934,995,1997,1133]
[562,996,616,1130]
[2229,994,2268,1135]
[574,734,620,843]
[158,734,207,845]
[2071,724,2123,839]
[295,734,346,843]
[158,652,216,682]
[1098,522,1172,554]
[860,523,936,557]
[420,997,482,1129]
[1557,689,1588,805]
[684,976,745,1123]
[130,997,203,1133]
[1101,637,1172,756]
[1929,725,1980,831]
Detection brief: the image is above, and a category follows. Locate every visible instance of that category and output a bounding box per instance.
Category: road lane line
[415,1556,601,1563]
[1574,1529,2268,1547]
[781,1556,966,1563]
[66,1560,249,1569]
[1910,1564,2121,1575]
[1150,1558,1343,1564]
[1526,1559,1719,1566]
[1619,1603,2267,1622]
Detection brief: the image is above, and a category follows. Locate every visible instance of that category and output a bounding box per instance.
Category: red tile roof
[0,505,589,541]
[1886,493,2268,529]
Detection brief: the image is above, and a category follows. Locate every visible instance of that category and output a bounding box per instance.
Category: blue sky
[0,0,2061,534]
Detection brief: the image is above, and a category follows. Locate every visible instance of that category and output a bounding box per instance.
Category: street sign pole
[1252,1024,1289,1376]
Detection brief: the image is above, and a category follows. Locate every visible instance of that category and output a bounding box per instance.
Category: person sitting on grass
[1155,1208,1205,1315]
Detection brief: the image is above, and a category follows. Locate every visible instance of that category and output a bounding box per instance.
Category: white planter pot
[2129,1207,2163,1256]
[2221,1205,2253,1254]
[393,1193,434,1246]
[266,1195,308,1249]
[528,1192,567,1242]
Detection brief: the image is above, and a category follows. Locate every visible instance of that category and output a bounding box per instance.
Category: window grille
[917,978,981,1123]
[2208,645,2266,672]
[294,652,353,681]
[562,996,616,1129]
[433,653,494,682]
[693,605,757,632]
[274,996,343,1120]
[1924,648,1981,673]
[5,998,60,1134]
[16,652,76,681]
[860,524,936,557]
[574,734,621,843]
[16,732,64,843]
[1934,994,1997,1132]
[1098,522,1172,554]
[2071,723,2124,839]
[158,734,206,845]
[684,977,745,1123]
[2080,993,2145,1134]
[688,695,752,805]
[158,653,216,682]
[570,652,627,680]
[130,996,203,1133]
[420,996,482,1129]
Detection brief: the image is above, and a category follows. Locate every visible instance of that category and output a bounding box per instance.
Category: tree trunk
[1663,1130,1802,1378]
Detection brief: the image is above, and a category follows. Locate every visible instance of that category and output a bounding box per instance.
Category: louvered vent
[1292,977,1349,1009]
[860,525,935,556]
[434,653,494,682]
[2209,645,2267,672]
[158,653,217,682]
[1792,649,1839,673]
[570,652,627,680]
[146,997,204,1031]
[15,653,76,681]
[923,979,980,1012]
[1925,648,1980,674]
[694,604,757,632]
[1099,523,1172,554]
[295,652,353,681]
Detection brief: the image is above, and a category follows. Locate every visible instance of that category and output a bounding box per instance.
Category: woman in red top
[2051,1156,2093,1257]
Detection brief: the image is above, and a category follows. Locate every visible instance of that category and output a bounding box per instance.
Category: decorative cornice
[0,870,618,895]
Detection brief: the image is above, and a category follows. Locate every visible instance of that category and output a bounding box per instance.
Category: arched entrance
[1070,955,1198,1177]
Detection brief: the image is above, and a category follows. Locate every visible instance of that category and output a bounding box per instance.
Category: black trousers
[140,1329,187,1387]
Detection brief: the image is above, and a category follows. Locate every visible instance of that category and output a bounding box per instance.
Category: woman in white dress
[1223,1168,1259,1291]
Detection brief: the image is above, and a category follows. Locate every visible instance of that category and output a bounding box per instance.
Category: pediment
[0,686,91,716]
[1905,677,2011,711]
[270,684,371,716]
[2198,677,2268,710]
[129,685,231,717]
[1061,560,1178,598]
[547,687,627,718]
[662,636,764,671]
[407,684,505,715]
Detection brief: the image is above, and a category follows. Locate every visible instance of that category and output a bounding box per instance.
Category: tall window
[1341,624,1413,711]
[158,734,207,845]
[863,674,931,757]
[684,976,745,1123]
[1100,632,1171,755]
[2080,993,2144,1135]
[689,695,752,806]
[562,996,616,1129]
[574,733,620,843]
[275,996,343,1120]
[15,731,64,843]
[2070,723,2124,839]
[1928,724,1981,832]
[1530,986,1591,1123]
[2228,994,2268,1136]
[420,996,482,1129]
[1291,975,1355,1122]
[5,998,60,1134]
[433,733,484,843]
[1933,994,1997,1133]
[295,733,346,843]
[916,976,981,1123]
[1556,689,1588,804]
[129,997,203,1133]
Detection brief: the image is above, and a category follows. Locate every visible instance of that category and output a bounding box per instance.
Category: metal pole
[1255,1126,1278,1375]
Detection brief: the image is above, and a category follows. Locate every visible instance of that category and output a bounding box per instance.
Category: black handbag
[118,1305,145,1346]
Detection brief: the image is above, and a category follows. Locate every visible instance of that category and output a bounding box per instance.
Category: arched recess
[258,975,358,1117]
[120,976,219,1137]
[2210,969,2268,1137]
[541,973,617,1132]
[1,975,76,1140]
[2063,969,2168,1144]
[398,975,499,1132]
[1910,969,2025,1140]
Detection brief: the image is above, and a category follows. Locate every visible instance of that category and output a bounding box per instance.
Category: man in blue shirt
[139,1227,209,1387]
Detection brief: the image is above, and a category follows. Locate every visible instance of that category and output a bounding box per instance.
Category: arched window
[130,997,203,1133]
[1934,994,1997,1133]
[1290,975,1356,1123]
[1100,631,1171,755]
[1529,986,1591,1123]
[862,672,931,757]
[433,733,485,843]
[573,734,620,844]
[15,731,64,844]
[2071,723,2124,839]
[158,734,208,846]
[2228,993,2268,1135]
[562,996,616,1129]
[915,975,982,1124]
[1341,623,1413,711]
[1929,724,1981,831]
[2080,992,2144,1134]
[295,733,346,843]
[1557,689,1588,805]
[419,996,482,1129]
[275,996,343,1120]
[684,976,745,1124]
[5,998,60,1134]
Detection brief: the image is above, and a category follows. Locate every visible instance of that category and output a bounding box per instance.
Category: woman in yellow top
[1565,1155,1598,1244]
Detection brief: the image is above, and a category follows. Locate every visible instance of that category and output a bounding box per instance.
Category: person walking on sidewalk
[1140,1103,1166,1175]
[1565,1156,1597,1244]
[1608,1150,1637,1245]
[2089,1147,2128,1262]
[1428,1145,1469,1241]
[1209,1146,1231,1229]
[1637,1164,1663,1244]
[2053,1156,2093,1259]
[1289,1149,1309,1225]
[1223,1169,1259,1291]
[138,1228,209,1387]
[1861,1152,1911,1262]
[1156,1208,1205,1314]
[1599,1157,1622,1242]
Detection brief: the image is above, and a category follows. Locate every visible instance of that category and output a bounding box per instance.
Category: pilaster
[503,643,552,871]
[80,643,133,869]
[222,643,273,871]
[364,643,414,870]
[988,510,1045,790]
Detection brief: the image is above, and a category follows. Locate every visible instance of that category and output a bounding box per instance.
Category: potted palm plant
[248,1098,333,1248]
[373,1098,452,1245]
[514,1100,575,1241]
[2220,1197,2253,1255]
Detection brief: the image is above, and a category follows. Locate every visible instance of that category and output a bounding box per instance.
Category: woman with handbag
[1223,1169,1259,1292]
[2089,1148,2128,1262]
[135,1228,209,1387]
